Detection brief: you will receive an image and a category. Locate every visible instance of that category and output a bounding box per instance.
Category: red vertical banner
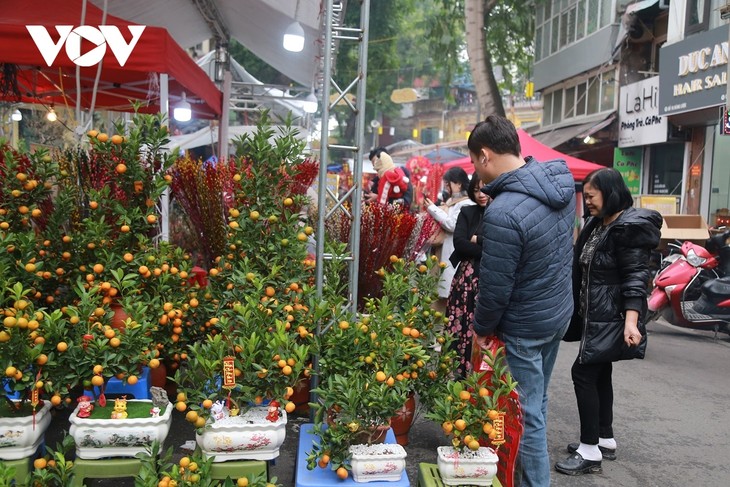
[222,356,236,389]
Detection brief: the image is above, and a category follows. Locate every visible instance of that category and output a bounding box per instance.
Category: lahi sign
[618,77,667,148]
[26,25,146,67]
[659,25,729,116]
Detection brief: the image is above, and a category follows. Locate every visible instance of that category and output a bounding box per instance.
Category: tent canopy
[443,129,604,182]
[0,0,221,118]
[91,0,324,88]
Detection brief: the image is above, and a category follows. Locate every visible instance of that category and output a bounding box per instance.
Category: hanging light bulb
[302,93,318,114]
[173,93,192,122]
[46,106,57,122]
[283,21,305,52]
[11,109,22,121]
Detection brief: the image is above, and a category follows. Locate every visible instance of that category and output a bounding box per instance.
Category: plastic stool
[83,367,151,400]
[0,457,32,485]
[69,457,143,486]
[209,460,268,481]
[417,462,503,487]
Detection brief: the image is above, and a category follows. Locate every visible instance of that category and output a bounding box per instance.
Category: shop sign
[659,25,729,116]
[722,106,730,135]
[26,25,146,67]
[613,147,642,195]
[619,77,667,147]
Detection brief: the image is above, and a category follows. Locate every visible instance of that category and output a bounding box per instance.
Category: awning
[532,113,616,148]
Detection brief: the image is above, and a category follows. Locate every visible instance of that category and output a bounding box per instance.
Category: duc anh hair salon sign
[619,76,667,148]
[659,25,728,116]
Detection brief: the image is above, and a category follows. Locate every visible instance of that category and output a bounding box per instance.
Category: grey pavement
[40,317,730,486]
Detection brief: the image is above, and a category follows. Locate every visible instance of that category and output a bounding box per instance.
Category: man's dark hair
[443,167,471,192]
[583,168,633,217]
[467,115,521,157]
[369,147,388,161]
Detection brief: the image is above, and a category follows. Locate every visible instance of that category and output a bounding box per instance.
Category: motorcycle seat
[701,277,730,303]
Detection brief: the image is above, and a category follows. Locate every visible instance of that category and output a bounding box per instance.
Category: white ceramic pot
[69,399,173,459]
[437,445,499,486]
[0,401,52,460]
[195,407,287,462]
[349,442,407,483]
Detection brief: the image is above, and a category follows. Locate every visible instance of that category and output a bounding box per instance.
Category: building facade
[533,0,730,224]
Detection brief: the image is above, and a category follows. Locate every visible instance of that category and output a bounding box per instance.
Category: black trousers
[571,357,614,445]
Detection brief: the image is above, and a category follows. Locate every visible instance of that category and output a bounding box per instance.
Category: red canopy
[443,129,604,182]
[0,0,221,118]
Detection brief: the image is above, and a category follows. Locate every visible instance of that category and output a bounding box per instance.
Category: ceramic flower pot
[68,399,173,459]
[437,445,499,486]
[349,442,407,483]
[195,406,287,462]
[390,393,416,446]
[0,401,52,460]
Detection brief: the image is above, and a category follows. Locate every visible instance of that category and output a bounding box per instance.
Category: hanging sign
[613,147,643,195]
[222,356,236,389]
[619,77,667,147]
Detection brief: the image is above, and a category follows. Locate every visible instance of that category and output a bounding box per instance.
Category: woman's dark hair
[369,147,388,160]
[583,168,633,217]
[467,175,483,203]
[467,115,521,157]
[443,167,471,193]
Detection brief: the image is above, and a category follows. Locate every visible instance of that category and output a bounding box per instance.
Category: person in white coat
[424,167,475,301]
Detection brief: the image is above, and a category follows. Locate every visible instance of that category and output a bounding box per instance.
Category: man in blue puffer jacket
[469,115,575,487]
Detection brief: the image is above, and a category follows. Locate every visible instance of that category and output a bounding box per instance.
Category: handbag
[581,320,647,364]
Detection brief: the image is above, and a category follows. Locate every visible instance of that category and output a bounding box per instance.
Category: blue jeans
[499,322,568,487]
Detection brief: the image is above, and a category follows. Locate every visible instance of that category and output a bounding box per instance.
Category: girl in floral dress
[446,176,490,378]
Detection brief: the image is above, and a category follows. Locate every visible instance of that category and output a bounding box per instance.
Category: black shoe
[555,453,602,476]
[567,442,616,461]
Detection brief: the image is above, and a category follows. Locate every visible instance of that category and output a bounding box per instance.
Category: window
[587,76,600,114]
[685,0,710,35]
[600,70,616,112]
[600,0,614,28]
[587,0,599,35]
[543,92,554,125]
[553,90,564,124]
[564,86,576,119]
[536,0,616,61]
[576,83,587,116]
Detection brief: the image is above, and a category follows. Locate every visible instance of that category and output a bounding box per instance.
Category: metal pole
[160,73,170,243]
[219,69,232,159]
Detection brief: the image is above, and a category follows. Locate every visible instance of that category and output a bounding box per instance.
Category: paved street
[41,317,730,486]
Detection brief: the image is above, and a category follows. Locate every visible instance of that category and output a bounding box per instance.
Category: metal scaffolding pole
[315,0,370,310]
[311,0,370,412]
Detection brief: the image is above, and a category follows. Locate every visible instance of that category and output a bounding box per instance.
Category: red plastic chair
[472,340,524,487]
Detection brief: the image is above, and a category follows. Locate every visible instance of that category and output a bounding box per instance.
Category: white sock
[598,437,617,450]
[576,443,602,461]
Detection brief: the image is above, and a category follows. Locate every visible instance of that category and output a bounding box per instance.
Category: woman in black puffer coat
[556,168,661,477]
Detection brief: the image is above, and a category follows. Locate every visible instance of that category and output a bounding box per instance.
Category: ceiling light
[11,109,22,121]
[46,106,57,122]
[583,135,596,144]
[173,93,192,122]
[303,93,318,114]
[283,21,305,52]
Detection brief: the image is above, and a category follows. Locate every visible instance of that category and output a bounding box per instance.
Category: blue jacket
[474,157,575,338]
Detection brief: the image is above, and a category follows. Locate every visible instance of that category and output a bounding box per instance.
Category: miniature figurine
[210,400,229,422]
[110,396,128,419]
[150,406,161,418]
[266,400,280,422]
[76,395,94,418]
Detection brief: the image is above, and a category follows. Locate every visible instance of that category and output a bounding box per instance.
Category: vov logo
[26,25,146,67]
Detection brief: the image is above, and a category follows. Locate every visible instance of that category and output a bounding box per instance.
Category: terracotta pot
[390,393,416,446]
[290,375,311,413]
[110,301,129,330]
[149,361,167,389]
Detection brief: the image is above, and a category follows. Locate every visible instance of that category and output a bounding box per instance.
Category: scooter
[648,229,730,333]
[691,277,730,335]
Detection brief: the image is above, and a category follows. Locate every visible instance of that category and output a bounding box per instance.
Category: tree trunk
[465,0,505,118]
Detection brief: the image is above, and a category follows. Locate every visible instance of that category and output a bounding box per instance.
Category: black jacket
[565,207,662,364]
[449,204,485,276]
